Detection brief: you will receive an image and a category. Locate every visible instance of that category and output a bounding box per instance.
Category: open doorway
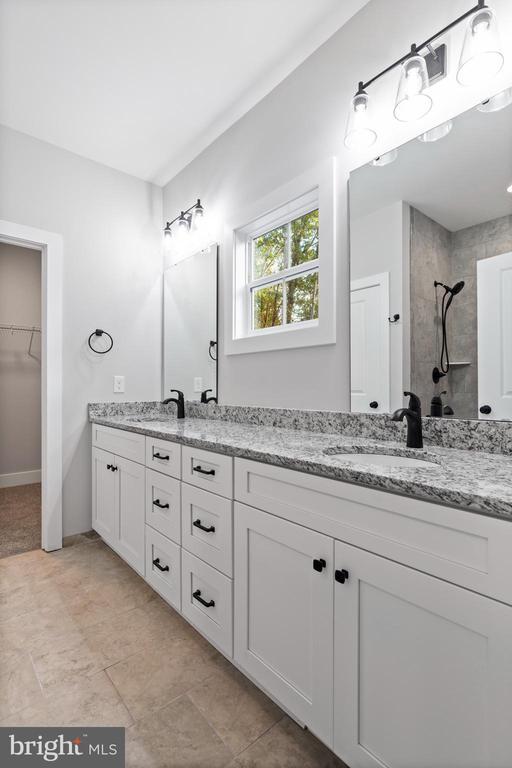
[0,242,42,557]
[0,219,63,553]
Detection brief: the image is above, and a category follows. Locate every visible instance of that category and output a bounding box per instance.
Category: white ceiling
[350,100,512,232]
[0,0,368,185]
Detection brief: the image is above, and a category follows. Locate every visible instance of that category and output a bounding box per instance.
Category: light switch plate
[194,377,203,392]
[113,375,125,393]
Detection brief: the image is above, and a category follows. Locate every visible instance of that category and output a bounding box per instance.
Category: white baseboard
[0,470,41,488]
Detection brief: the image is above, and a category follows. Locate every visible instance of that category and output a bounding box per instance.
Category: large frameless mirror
[163,244,218,403]
[349,92,512,420]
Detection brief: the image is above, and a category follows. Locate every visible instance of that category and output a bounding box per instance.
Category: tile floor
[0,483,41,558]
[0,535,346,767]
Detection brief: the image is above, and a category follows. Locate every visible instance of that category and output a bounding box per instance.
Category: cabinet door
[334,540,512,768]
[92,447,116,545]
[115,455,145,575]
[234,502,334,747]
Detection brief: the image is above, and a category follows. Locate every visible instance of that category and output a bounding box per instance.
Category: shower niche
[349,92,512,421]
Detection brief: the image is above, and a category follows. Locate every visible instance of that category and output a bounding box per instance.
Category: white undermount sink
[327,453,440,470]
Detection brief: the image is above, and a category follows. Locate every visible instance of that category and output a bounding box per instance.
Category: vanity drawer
[92,424,145,464]
[145,469,181,544]
[181,549,233,657]
[234,458,512,606]
[145,526,181,611]
[145,437,181,478]
[181,485,232,576]
[182,446,233,499]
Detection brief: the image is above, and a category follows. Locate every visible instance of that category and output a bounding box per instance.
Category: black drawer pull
[335,569,349,584]
[106,464,112,470]
[193,589,215,608]
[153,499,170,510]
[313,558,326,573]
[111,465,118,472]
[193,519,216,533]
[153,557,169,573]
[193,465,215,476]
[153,452,170,461]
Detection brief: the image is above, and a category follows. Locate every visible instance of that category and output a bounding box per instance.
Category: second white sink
[328,453,439,470]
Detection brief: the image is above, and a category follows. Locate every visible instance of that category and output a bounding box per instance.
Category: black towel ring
[88,329,114,354]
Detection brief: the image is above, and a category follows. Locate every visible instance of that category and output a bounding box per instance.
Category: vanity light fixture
[163,199,205,241]
[477,87,512,112]
[370,149,399,167]
[345,0,504,148]
[418,120,453,142]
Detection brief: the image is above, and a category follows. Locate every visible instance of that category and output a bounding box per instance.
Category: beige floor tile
[3,671,133,728]
[106,633,224,722]
[0,604,80,653]
[229,717,346,768]
[30,629,108,694]
[126,695,232,768]
[83,606,164,666]
[0,648,44,720]
[140,595,201,640]
[187,664,283,756]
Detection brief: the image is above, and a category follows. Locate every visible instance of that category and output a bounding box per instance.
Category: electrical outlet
[194,377,203,393]
[113,375,125,393]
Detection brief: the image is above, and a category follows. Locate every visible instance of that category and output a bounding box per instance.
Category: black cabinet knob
[369,401,378,409]
[313,558,326,573]
[335,569,349,584]
[479,405,492,415]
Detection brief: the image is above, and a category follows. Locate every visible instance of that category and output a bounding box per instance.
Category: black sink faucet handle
[404,391,422,415]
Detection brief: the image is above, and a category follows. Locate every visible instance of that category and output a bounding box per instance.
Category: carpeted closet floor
[0,483,41,559]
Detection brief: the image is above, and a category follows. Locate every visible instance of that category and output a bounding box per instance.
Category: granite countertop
[90,412,512,520]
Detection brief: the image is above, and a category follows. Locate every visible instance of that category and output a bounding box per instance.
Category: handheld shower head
[434,280,465,295]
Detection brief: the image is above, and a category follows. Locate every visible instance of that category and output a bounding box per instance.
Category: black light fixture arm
[357,0,486,93]
[165,199,203,229]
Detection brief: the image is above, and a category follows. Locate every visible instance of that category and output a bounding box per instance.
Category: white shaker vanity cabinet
[92,424,512,768]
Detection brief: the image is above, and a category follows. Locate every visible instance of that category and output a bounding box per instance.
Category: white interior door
[350,273,390,413]
[234,502,334,747]
[478,251,512,420]
[334,540,512,768]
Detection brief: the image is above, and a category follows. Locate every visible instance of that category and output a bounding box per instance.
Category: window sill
[226,320,335,355]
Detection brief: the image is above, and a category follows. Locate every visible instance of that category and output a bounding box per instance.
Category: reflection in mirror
[349,93,512,421]
[163,244,218,403]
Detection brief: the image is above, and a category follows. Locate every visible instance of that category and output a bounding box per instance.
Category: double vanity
[90,402,512,768]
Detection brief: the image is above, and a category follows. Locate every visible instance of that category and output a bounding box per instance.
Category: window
[226,159,336,355]
[250,209,319,332]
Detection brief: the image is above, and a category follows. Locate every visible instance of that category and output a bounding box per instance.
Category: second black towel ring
[88,329,114,354]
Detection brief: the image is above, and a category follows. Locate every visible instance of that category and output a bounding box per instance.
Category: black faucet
[200,389,217,404]
[391,391,423,449]
[162,389,185,419]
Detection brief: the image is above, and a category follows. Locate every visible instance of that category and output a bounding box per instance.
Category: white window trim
[224,158,337,355]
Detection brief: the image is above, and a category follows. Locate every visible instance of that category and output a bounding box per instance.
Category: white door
[350,273,390,413]
[334,540,512,768]
[478,251,512,420]
[234,503,334,747]
[115,455,145,575]
[92,447,116,546]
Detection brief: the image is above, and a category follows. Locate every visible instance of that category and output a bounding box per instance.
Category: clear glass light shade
[477,87,512,113]
[457,7,504,86]
[418,120,453,142]
[344,91,377,149]
[163,225,172,251]
[394,55,432,122]
[370,149,398,166]
[192,205,205,232]
[507,183,512,194]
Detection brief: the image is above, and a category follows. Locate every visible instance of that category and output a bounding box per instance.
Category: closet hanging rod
[0,323,41,333]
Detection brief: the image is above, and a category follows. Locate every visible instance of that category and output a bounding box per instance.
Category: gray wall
[0,126,162,536]
[161,0,512,411]
[0,243,41,478]
[410,208,452,413]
